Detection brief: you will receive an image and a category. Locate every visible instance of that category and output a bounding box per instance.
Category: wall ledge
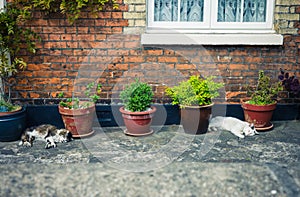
[141,33,284,46]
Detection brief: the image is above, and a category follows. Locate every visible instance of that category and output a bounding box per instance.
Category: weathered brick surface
[11,1,300,104]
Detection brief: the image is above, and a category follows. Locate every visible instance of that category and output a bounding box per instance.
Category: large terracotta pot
[180,104,213,135]
[119,106,156,136]
[58,102,95,138]
[241,100,277,131]
[0,107,26,142]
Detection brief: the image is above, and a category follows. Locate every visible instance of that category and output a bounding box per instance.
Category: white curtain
[154,0,204,22]
[218,0,241,22]
[218,0,266,22]
[243,0,266,22]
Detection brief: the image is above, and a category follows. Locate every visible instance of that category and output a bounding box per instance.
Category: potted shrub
[165,75,224,135]
[58,82,101,138]
[241,70,283,130]
[119,79,156,136]
[0,2,38,141]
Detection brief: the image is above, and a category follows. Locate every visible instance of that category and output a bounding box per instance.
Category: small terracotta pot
[58,102,95,138]
[180,104,213,135]
[119,106,156,136]
[241,100,277,130]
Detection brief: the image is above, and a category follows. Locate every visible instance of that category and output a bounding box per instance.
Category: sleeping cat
[19,124,73,149]
[208,116,258,138]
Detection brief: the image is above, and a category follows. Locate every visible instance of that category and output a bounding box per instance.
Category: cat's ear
[250,123,255,130]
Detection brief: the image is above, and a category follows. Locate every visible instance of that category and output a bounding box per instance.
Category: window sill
[141,33,283,46]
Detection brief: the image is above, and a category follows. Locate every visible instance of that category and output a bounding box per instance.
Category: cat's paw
[238,135,245,139]
[45,142,57,149]
[19,141,32,147]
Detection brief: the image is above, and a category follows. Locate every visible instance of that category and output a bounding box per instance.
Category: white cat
[19,124,73,149]
[208,116,259,138]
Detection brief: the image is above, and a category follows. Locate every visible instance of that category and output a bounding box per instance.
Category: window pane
[243,0,266,22]
[218,0,242,22]
[154,0,178,21]
[180,0,204,22]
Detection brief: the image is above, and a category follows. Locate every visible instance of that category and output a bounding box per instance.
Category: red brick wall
[13,1,300,105]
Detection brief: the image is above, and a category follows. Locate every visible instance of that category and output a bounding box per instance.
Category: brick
[107,49,129,56]
[158,56,178,63]
[123,12,146,19]
[77,27,89,34]
[229,64,249,70]
[112,12,123,18]
[176,64,196,70]
[276,0,300,5]
[60,34,72,41]
[275,14,300,21]
[134,19,146,26]
[275,6,290,13]
[48,19,60,26]
[124,41,140,48]
[123,56,144,63]
[43,27,65,34]
[144,49,163,56]
[44,42,67,49]
[135,5,146,12]
[124,0,145,4]
[244,57,264,63]
[27,64,51,71]
[106,19,128,27]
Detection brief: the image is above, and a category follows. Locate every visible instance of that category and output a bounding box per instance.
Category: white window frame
[148,0,211,29]
[211,0,274,30]
[143,0,283,45]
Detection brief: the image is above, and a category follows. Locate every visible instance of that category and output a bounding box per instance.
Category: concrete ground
[0,120,299,197]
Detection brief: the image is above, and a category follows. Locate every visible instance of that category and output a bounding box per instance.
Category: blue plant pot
[0,107,26,142]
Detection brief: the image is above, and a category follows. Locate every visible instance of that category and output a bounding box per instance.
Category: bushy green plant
[14,0,119,24]
[0,99,21,112]
[246,70,283,105]
[58,82,101,109]
[0,2,39,111]
[165,75,224,107]
[120,79,154,112]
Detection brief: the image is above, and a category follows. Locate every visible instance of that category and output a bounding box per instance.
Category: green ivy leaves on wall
[14,0,119,24]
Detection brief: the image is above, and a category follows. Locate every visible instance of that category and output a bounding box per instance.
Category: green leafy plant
[278,68,300,97]
[246,70,283,105]
[0,2,39,112]
[0,99,21,112]
[14,0,119,24]
[58,82,101,109]
[120,79,154,112]
[165,76,224,108]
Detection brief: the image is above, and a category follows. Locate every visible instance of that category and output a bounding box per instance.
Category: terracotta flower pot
[180,104,213,135]
[119,106,156,136]
[58,102,95,138]
[0,107,26,142]
[241,100,277,131]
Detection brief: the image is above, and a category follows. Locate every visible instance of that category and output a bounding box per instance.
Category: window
[148,0,274,32]
[143,0,283,45]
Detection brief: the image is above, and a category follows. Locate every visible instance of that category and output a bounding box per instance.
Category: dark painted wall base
[26,104,299,128]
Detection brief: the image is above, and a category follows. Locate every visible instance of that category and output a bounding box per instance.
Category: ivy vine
[13,0,119,24]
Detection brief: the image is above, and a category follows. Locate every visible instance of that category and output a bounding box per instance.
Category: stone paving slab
[0,162,297,197]
[0,120,299,196]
